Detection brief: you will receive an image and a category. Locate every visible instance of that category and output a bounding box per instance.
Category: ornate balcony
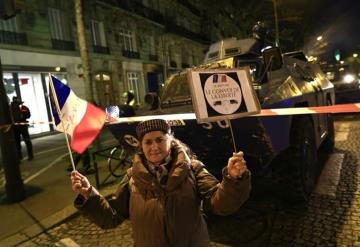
[149,54,158,61]
[122,50,140,59]
[93,45,110,54]
[0,31,27,45]
[170,60,177,68]
[51,39,75,51]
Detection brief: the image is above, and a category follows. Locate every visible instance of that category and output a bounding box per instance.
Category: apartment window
[91,20,109,54]
[181,49,189,65]
[127,72,141,103]
[119,29,135,51]
[149,36,156,55]
[48,8,71,41]
[91,20,107,47]
[0,16,27,45]
[147,35,157,61]
[168,46,177,68]
[0,17,17,32]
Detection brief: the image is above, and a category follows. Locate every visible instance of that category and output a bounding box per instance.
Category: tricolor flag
[49,75,106,154]
[213,74,218,83]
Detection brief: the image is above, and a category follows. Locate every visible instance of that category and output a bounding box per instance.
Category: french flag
[49,75,106,154]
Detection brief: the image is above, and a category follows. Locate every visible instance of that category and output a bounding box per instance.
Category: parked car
[107,37,335,201]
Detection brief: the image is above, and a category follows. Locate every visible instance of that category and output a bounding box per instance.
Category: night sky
[303,0,360,57]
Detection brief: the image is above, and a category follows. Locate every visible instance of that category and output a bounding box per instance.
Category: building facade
[0,0,208,134]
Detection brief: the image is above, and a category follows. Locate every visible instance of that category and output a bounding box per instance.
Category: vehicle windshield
[160,58,263,106]
[234,58,263,83]
[160,73,191,105]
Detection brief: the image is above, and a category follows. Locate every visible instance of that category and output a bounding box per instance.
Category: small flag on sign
[49,75,106,154]
[105,105,120,118]
[213,74,218,83]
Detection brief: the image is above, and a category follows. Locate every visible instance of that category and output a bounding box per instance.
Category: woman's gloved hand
[227,151,249,179]
[71,170,92,199]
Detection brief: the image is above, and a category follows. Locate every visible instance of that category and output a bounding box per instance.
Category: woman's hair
[137,132,197,160]
[171,136,197,160]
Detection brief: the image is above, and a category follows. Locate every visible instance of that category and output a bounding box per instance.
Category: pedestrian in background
[66,149,92,174]
[119,90,136,117]
[10,96,34,161]
[70,119,251,246]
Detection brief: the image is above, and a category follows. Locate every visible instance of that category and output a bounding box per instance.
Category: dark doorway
[147,72,158,93]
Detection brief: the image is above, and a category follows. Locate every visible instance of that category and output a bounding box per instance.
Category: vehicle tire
[107,146,132,177]
[321,113,335,152]
[287,116,318,201]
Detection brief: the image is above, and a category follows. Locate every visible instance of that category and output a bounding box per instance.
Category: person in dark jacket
[70,119,251,247]
[66,149,92,174]
[10,96,34,161]
[119,90,136,117]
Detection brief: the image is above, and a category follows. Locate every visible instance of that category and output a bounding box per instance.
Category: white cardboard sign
[187,68,260,123]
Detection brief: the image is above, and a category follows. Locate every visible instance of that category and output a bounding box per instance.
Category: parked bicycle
[107,134,139,177]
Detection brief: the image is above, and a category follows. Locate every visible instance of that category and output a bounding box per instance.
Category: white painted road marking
[23,155,67,184]
[0,139,118,191]
[314,153,344,197]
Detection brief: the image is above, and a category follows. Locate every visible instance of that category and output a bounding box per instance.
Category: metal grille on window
[120,29,134,51]
[0,16,17,32]
[91,20,107,47]
[48,8,68,40]
[127,72,141,103]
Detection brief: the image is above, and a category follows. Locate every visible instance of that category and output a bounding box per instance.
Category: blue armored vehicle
[108,36,335,200]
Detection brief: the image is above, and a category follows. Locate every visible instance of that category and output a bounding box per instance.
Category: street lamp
[316,36,323,41]
[272,0,280,47]
[353,53,358,58]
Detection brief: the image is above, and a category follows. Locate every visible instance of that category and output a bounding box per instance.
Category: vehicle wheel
[321,113,335,152]
[107,146,132,177]
[279,116,318,201]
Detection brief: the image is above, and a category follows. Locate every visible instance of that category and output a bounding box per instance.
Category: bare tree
[74,0,93,101]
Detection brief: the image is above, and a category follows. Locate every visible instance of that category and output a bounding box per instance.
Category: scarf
[147,153,172,187]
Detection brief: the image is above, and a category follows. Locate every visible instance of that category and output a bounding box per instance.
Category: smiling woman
[138,120,172,165]
[70,118,252,247]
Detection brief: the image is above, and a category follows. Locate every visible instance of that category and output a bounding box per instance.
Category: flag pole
[227,119,237,153]
[48,73,76,171]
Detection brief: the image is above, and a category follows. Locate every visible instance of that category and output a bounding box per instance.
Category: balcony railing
[98,0,164,24]
[170,61,177,68]
[0,31,27,45]
[122,50,140,59]
[96,0,209,44]
[51,39,75,51]
[93,45,110,54]
[165,20,210,44]
[177,0,201,16]
[149,54,158,61]
[181,63,190,68]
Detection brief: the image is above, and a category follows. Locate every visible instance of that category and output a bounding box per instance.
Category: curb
[0,204,78,247]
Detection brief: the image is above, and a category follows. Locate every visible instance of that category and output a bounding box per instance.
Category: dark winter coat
[75,143,251,247]
[10,102,31,127]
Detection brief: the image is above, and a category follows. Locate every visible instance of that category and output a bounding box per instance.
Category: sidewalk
[0,131,120,247]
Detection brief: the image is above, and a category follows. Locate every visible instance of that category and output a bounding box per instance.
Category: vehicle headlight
[343,74,355,83]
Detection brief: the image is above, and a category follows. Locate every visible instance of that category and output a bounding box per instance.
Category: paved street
[2,114,360,247]
[0,127,119,246]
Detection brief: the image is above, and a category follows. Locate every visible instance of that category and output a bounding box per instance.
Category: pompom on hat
[136,119,171,139]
